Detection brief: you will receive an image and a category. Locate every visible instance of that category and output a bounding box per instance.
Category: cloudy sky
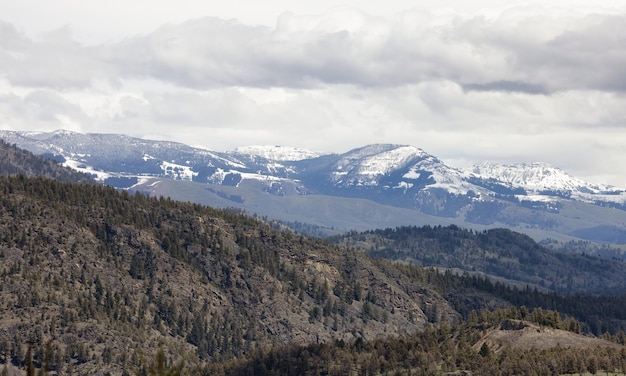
[2,1,626,186]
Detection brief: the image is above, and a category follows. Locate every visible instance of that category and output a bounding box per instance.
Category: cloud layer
[1,6,626,186]
[4,9,626,92]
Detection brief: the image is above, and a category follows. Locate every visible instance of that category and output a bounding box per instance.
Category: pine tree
[141,348,184,376]
[25,345,35,376]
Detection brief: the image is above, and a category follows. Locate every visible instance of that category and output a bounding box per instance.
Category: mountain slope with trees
[209,307,626,376]
[0,176,464,374]
[331,225,626,294]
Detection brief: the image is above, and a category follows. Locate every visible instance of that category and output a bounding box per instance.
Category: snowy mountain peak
[336,144,428,170]
[331,144,437,186]
[233,145,329,161]
[333,144,428,178]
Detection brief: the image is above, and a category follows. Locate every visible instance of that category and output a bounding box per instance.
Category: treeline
[541,238,626,261]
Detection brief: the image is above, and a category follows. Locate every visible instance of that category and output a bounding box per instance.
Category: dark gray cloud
[505,14,626,93]
[463,81,548,94]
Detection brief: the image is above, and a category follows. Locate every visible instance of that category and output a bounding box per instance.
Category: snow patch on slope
[208,168,296,187]
[62,158,110,181]
[160,161,197,181]
[408,155,484,195]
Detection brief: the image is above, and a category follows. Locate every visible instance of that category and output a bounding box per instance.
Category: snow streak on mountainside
[405,155,478,195]
[233,145,329,161]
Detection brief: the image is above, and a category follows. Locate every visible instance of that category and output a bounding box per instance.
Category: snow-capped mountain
[2,130,624,204]
[472,162,625,203]
[2,130,626,243]
[330,144,429,186]
[324,144,481,196]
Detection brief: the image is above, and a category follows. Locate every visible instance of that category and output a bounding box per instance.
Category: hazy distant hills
[331,225,626,294]
[2,129,626,243]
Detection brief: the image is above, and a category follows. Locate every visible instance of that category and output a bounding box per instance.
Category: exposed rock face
[500,319,528,331]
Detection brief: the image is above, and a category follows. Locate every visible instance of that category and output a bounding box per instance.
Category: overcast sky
[1,1,626,186]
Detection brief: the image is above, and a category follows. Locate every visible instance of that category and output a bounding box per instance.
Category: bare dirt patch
[474,320,623,354]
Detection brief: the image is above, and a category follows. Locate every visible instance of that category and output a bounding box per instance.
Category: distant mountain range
[2,129,626,243]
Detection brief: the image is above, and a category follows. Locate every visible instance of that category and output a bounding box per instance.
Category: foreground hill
[0,176,462,374]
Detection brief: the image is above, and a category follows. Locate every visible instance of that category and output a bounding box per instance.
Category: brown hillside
[474,319,623,354]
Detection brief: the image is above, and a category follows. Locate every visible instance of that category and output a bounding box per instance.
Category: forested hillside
[331,225,626,294]
[0,176,463,374]
[0,140,93,183]
[1,176,626,374]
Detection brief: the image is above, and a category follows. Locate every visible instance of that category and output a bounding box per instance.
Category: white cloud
[0,89,88,130]
[5,7,626,92]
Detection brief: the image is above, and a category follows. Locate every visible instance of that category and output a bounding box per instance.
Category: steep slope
[0,176,460,374]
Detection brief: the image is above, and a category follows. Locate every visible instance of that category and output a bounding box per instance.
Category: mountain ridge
[2,129,625,244]
[471,161,623,197]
